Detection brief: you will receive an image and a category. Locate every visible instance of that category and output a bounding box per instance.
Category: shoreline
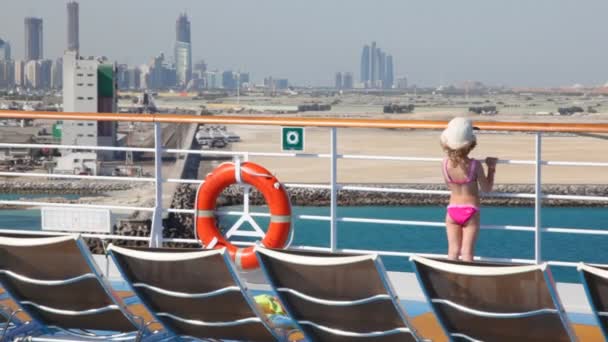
[2,182,608,208]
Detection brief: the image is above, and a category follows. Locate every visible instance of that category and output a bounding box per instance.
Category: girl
[440,117,497,262]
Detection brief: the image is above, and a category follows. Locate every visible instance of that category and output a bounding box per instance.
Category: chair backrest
[411,256,577,342]
[108,245,278,342]
[0,235,139,333]
[255,247,422,342]
[578,263,608,341]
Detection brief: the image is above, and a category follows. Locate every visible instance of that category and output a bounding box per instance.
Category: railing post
[330,127,338,252]
[534,132,542,264]
[150,121,164,248]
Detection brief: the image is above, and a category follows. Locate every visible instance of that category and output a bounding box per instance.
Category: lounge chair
[411,256,577,342]
[107,244,282,341]
[254,247,424,342]
[578,262,608,341]
[0,235,163,341]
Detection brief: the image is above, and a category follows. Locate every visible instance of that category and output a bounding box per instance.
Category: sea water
[2,204,607,283]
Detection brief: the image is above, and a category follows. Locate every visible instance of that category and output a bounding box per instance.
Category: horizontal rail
[0,200,153,212]
[0,143,155,153]
[0,172,154,182]
[3,110,608,133]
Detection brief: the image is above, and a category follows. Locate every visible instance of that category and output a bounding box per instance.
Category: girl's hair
[441,140,477,167]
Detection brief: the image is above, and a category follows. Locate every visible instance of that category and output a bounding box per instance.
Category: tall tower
[370,41,377,87]
[67,1,79,53]
[25,17,43,61]
[378,49,386,88]
[0,39,11,61]
[386,55,394,89]
[175,13,192,88]
[335,72,343,90]
[360,45,370,87]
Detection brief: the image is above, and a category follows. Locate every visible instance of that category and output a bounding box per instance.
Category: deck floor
[1,287,604,341]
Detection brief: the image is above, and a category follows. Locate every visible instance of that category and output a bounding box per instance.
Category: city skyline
[1,0,608,87]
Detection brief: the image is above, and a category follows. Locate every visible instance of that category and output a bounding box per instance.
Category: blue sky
[1,0,607,87]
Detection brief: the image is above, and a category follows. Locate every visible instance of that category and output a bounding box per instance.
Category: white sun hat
[440,117,476,150]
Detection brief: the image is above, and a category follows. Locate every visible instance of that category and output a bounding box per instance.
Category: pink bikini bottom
[447,205,479,226]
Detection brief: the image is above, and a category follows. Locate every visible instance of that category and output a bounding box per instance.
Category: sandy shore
[224,113,608,185]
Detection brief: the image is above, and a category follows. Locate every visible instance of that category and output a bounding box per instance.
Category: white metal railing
[0,115,607,270]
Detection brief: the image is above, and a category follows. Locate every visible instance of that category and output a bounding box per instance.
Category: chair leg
[0,308,24,342]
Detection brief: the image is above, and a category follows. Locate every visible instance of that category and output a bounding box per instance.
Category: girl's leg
[445,213,462,260]
[460,213,481,262]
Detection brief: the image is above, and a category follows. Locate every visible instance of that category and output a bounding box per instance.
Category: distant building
[204,70,220,89]
[24,60,39,88]
[175,13,192,88]
[126,67,141,89]
[0,60,14,88]
[24,59,51,89]
[51,58,63,89]
[13,60,25,86]
[343,72,354,89]
[38,59,52,89]
[385,55,394,89]
[396,76,408,89]
[370,41,377,86]
[335,72,343,90]
[222,71,237,90]
[25,17,43,61]
[146,53,176,90]
[62,51,117,162]
[67,1,79,53]
[275,79,289,90]
[0,39,11,61]
[378,49,386,88]
[360,41,395,89]
[360,45,370,86]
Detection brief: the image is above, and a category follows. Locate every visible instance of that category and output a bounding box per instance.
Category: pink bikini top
[443,158,478,184]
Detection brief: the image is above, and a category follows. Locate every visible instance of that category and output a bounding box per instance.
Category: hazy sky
[1,0,607,87]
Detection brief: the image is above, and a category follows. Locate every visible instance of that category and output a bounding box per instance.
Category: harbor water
[2,204,607,283]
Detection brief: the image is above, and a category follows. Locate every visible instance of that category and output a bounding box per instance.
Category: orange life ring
[195,162,291,270]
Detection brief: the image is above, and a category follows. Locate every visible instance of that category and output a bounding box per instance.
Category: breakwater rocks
[174,183,608,208]
[0,181,133,195]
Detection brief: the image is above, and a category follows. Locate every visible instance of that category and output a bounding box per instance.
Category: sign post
[281,127,305,151]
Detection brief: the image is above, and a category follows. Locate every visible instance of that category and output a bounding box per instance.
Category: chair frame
[411,256,578,342]
[0,235,165,342]
[578,262,608,342]
[255,247,424,341]
[107,244,282,341]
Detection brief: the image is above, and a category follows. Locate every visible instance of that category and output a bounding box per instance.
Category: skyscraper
[335,72,343,90]
[378,49,386,88]
[360,45,370,86]
[343,72,354,90]
[0,39,11,60]
[385,55,394,89]
[67,1,79,53]
[25,17,43,61]
[175,13,192,88]
[51,58,63,89]
[370,41,377,86]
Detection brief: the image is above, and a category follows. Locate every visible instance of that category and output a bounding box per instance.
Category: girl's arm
[477,157,497,192]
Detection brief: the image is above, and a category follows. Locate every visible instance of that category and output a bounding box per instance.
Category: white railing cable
[0,142,154,153]
[0,200,153,212]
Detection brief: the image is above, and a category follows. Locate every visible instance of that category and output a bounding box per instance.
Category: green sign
[52,123,62,139]
[281,127,304,151]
